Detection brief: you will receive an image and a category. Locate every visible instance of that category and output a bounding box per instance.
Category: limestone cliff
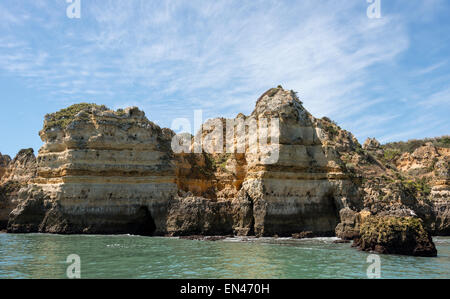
[1,89,449,250]
[169,88,363,237]
[231,88,358,237]
[7,104,177,235]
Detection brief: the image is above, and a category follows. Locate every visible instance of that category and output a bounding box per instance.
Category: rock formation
[354,216,437,257]
[170,88,360,237]
[1,87,448,256]
[0,149,36,229]
[229,88,357,237]
[7,105,177,235]
[0,153,11,180]
[356,139,450,236]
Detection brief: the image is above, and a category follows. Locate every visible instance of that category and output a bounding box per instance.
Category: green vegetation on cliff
[401,177,432,196]
[212,153,231,172]
[383,136,450,153]
[361,216,424,239]
[382,148,401,163]
[321,117,341,140]
[44,103,108,130]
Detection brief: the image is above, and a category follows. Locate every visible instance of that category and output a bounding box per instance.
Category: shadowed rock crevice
[135,206,157,236]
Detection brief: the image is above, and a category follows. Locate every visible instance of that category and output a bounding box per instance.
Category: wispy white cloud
[412,61,447,76]
[0,0,448,152]
[420,88,450,108]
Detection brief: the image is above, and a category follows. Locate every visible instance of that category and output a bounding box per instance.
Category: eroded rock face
[237,89,351,236]
[428,153,450,235]
[0,153,11,180]
[335,208,371,240]
[166,193,234,236]
[0,149,36,185]
[7,105,177,235]
[0,149,36,229]
[363,138,381,151]
[171,88,362,237]
[336,137,450,240]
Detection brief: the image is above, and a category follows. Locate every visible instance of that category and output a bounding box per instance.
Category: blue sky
[0,0,449,157]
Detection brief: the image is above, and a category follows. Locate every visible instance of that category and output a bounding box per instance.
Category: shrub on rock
[355,216,437,257]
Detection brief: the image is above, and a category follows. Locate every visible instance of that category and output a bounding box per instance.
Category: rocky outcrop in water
[334,136,449,257]
[171,88,359,237]
[1,87,448,256]
[166,193,234,236]
[228,89,357,237]
[354,215,437,257]
[7,105,177,235]
[356,140,450,236]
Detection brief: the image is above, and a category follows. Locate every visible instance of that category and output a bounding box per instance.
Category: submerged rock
[333,239,351,244]
[292,231,315,239]
[178,235,229,241]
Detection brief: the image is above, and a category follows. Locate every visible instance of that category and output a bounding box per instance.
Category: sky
[0,0,449,157]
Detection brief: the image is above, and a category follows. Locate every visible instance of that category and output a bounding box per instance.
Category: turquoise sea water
[0,234,449,279]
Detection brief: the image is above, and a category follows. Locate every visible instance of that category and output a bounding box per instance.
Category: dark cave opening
[249,197,256,236]
[135,206,156,236]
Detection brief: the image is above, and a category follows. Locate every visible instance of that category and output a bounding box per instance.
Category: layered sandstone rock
[375,142,448,235]
[169,118,248,236]
[171,87,364,237]
[1,89,448,255]
[0,149,36,229]
[234,88,361,236]
[421,146,449,235]
[166,193,234,236]
[8,104,177,235]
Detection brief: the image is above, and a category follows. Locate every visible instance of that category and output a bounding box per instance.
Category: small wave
[433,236,450,244]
